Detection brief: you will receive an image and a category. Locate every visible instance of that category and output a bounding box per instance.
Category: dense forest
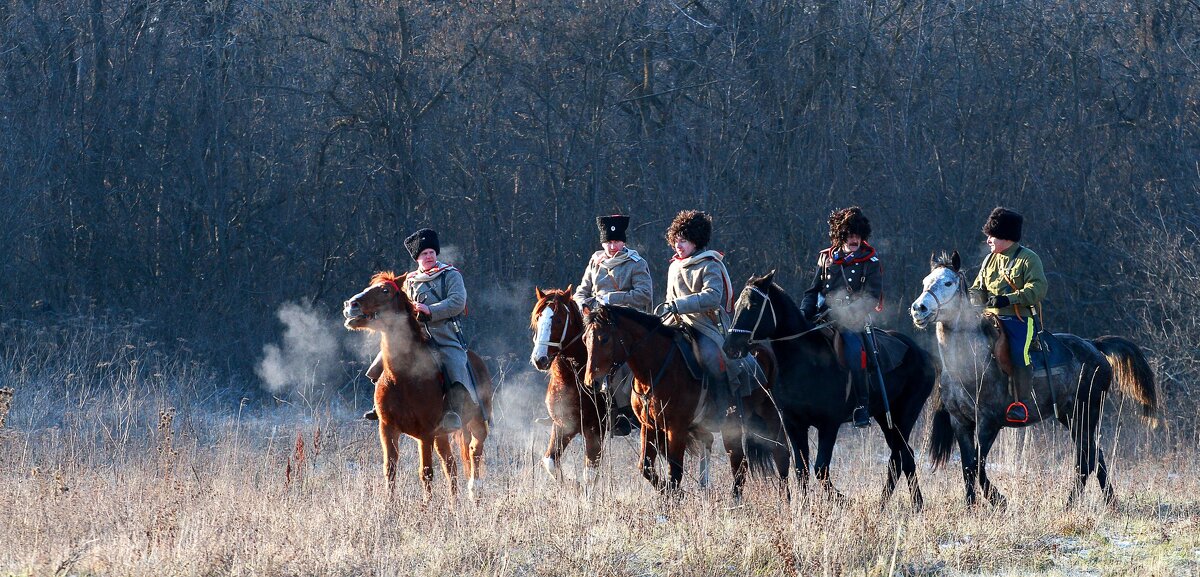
[1,1,1196,422]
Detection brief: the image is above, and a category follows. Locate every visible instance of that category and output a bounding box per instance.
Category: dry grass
[1,324,1197,576]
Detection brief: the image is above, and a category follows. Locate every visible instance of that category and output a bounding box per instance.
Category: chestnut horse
[583,304,787,499]
[529,287,637,483]
[343,272,492,499]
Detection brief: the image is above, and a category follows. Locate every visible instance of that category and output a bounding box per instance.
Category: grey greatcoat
[664,250,733,345]
[367,263,474,399]
[572,248,654,312]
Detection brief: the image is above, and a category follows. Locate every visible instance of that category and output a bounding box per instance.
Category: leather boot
[363,408,379,421]
[1005,369,1030,423]
[435,383,466,434]
[851,371,871,428]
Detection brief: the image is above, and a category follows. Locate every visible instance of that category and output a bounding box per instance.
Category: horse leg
[1096,447,1116,509]
[433,435,459,500]
[543,423,577,481]
[975,423,1007,508]
[813,424,846,504]
[380,424,401,495]
[881,404,924,510]
[416,437,435,500]
[1067,395,1103,508]
[466,426,487,500]
[783,420,812,498]
[696,430,714,490]
[640,426,663,491]
[721,417,748,501]
[954,422,980,506]
[581,419,604,487]
[664,428,689,497]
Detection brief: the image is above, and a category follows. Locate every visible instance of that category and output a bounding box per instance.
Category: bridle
[728,285,829,345]
[916,267,967,326]
[534,299,583,356]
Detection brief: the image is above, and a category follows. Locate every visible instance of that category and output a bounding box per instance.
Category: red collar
[822,243,876,265]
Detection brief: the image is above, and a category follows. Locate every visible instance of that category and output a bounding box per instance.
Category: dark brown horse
[343,272,493,499]
[529,287,636,483]
[583,304,787,499]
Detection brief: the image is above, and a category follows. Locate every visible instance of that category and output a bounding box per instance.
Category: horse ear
[951,251,961,271]
[929,251,937,268]
[566,284,573,294]
[765,269,776,283]
[535,287,545,300]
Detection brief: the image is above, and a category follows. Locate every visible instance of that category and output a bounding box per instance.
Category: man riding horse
[658,210,760,414]
[364,228,483,432]
[572,214,653,435]
[800,207,884,428]
[968,207,1048,423]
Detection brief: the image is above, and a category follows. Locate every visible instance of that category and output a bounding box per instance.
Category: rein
[730,286,831,344]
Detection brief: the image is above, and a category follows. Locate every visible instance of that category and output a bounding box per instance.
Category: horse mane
[749,274,809,331]
[368,271,427,344]
[586,304,678,338]
[530,289,579,330]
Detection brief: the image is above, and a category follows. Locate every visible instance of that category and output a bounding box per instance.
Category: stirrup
[436,411,463,434]
[852,406,871,428]
[363,408,379,421]
[1005,402,1029,424]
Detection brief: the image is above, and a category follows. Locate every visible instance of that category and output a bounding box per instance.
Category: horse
[910,251,1158,508]
[723,272,937,509]
[582,304,787,499]
[529,287,637,483]
[343,271,493,500]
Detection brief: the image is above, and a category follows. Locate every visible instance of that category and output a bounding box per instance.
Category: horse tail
[743,417,779,478]
[1091,335,1159,427]
[927,383,954,470]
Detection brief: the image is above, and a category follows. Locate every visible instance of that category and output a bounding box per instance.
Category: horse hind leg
[463,427,486,501]
[974,424,1007,508]
[580,420,605,487]
[543,423,577,481]
[812,424,847,504]
[640,427,664,491]
[434,435,459,500]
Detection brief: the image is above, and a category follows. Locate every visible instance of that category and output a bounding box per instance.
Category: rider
[363,228,481,432]
[573,214,653,435]
[800,207,883,428]
[659,210,749,413]
[968,207,1048,423]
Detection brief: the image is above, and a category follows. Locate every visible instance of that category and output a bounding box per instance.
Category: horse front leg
[380,424,401,494]
[665,429,689,498]
[640,426,663,491]
[543,423,577,481]
[783,420,811,499]
[1067,394,1103,509]
[721,417,748,501]
[433,435,459,500]
[975,423,1007,508]
[880,421,923,510]
[813,423,846,504]
[954,421,980,506]
[416,437,435,500]
[580,417,605,487]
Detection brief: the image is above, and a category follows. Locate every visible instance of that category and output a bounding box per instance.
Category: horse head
[581,305,632,392]
[343,272,420,335]
[910,251,969,329]
[725,270,780,359]
[530,285,580,371]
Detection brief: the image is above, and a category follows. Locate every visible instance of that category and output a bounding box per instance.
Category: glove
[594,293,610,306]
[985,294,1011,309]
[655,301,678,316]
[968,288,988,306]
[580,297,598,310]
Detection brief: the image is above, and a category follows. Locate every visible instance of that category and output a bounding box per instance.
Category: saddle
[819,325,908,374]
[673,328,705,381]
[981,312,1071,378]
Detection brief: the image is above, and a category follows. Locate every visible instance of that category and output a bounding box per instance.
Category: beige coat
[663,250,734,344]
[572,248,653,312]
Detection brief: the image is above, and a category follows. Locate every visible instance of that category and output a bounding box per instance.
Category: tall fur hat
[828,206,872,246]
[666,210,713,250]
[596,215,630,242]
[982,207,1022,242]
[403,228,440,261]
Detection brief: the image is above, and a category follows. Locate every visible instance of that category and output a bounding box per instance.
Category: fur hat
[982,207,1022,242]
[403,228,440,261]
[666,210,713,250]
[596,215,630,242]
[828,206,872,246]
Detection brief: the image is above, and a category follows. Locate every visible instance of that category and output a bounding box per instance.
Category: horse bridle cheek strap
[535,304,578,352]
[729,286,777,345]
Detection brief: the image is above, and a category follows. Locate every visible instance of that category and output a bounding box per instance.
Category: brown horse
[583,304,787,499]
[530,287,636,483]
[343,272,492,499]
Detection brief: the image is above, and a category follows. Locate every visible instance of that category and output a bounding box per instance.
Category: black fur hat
[982,207,1022,242]
[596,215,630,242]
[404,228,440,260]
[828,206,872,246]
[666,210,712,250]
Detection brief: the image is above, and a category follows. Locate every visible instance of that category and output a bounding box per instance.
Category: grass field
[1,323,1197,576]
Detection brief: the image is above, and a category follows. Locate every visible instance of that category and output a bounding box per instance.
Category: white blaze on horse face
[344,287,372,319]
[530,307,555,367]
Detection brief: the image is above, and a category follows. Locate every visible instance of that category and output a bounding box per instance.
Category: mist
[256,301,350,397]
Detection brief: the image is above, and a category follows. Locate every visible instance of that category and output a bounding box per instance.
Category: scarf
[408,261,457,283]
[592,247,643,270]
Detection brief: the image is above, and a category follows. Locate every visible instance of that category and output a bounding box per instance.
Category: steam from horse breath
[256,302,346,395]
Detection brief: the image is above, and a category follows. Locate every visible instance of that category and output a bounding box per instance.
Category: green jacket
[970,243,1047,318]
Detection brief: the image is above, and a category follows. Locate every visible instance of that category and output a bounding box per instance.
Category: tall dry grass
[0,320,1196,577]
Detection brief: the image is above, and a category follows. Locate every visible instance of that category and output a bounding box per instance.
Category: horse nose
[913,303,926,313]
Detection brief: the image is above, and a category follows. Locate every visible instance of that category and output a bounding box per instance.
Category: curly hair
[828,206,871,247]
[665,209,713,250]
